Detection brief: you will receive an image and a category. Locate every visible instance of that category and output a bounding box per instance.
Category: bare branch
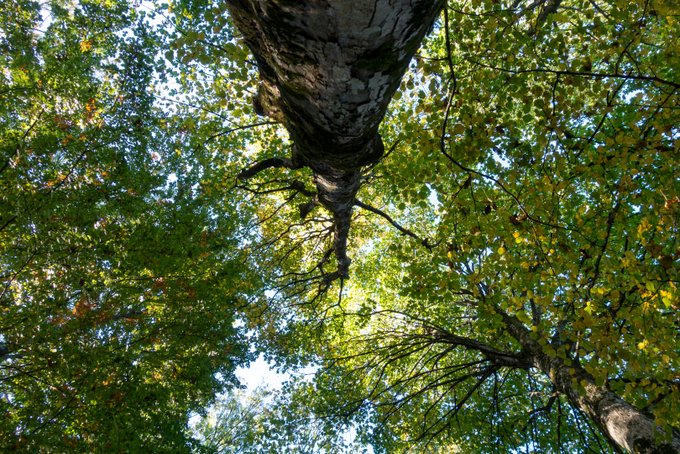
[468,60,680,89]
[236,157,299,181]
[354,199,431,248]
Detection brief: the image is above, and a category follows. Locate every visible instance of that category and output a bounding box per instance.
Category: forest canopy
[1,0,678,452]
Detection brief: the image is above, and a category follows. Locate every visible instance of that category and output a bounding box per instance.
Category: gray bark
[499,308,680,453]
[227,0,444,278]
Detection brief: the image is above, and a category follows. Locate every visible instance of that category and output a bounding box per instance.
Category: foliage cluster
[1,0,678,452]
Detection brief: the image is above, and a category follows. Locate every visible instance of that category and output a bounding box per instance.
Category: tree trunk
[500,309,680,453]
[544,359,680,453]
[226,0,444,278]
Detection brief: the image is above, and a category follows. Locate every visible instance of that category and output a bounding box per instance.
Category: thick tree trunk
[544,359,680,453]
[227,0,444,278]
[500,310,680,453]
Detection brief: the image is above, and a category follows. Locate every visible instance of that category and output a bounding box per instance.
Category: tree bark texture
[226,0,444,278]
[499,309,680,453]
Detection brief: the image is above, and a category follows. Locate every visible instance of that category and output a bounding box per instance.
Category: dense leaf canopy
[1,0,678,452]
[0,1,257,450]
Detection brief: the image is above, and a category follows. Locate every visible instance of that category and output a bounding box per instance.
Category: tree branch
[354,199,431,248]
[428,328,531,369]
[468,60,680,89]
[533,0,562,33]
[236,157,299,181]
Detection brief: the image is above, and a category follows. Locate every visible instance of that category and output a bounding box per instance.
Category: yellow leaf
[497,246,506,255]
[80,39,92,52]
[584,301,593,315]
[637,219,651,237]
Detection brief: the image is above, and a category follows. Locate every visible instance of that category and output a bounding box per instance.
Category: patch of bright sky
[236,354,288,391]
[236,291,318,393]
[492,150,512,169]
[427,182,442,211]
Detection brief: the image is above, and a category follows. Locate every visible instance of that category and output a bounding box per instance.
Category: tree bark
[499,309,680,453]
[226,0,444,278]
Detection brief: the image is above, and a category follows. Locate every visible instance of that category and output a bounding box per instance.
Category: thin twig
[354,199,431,248]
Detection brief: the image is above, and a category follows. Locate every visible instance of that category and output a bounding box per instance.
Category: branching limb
[235,179,313,197]
[288,180,315,198]
[236,157,299,181]
[532,0,562,33]
[354,199,431,248]
[467,60,680,89]
[298,198,319,219]
[378,308,531,368]
[428,328,532,369]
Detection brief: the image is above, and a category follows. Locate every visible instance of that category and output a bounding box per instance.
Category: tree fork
[226,0,445,279]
